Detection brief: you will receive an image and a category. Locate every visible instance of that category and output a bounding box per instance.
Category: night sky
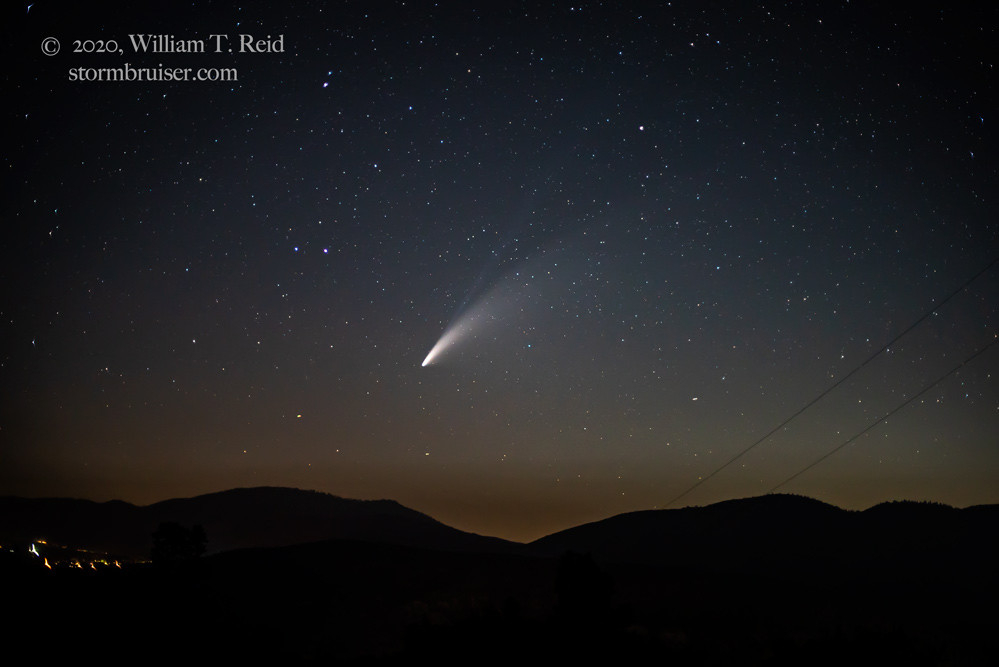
[3,1,997,542]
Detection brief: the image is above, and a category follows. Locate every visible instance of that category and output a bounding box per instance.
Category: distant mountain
[0,486,522,558]
[4,488,997,583]
[5,490,997,663]
[529,493,999,585]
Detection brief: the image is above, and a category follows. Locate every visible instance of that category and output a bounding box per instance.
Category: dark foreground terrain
[3,491,996,664]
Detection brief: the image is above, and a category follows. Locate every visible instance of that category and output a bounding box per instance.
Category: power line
[770,333,999,493]
[665,254,999,508]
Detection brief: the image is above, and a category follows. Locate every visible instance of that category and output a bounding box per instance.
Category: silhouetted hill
[5,491,997,664]
[530,494,844,565]
[530,493,999,586]
[0,486,521,558]
[6,489,997,576]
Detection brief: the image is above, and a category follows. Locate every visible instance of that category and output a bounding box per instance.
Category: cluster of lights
[25,541,123,570]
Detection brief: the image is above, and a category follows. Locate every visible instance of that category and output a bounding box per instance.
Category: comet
[421,295,500,367]
[421,322,469,367]
[420,241,575,367]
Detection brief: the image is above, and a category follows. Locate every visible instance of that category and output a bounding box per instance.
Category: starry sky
[3,1,998,542]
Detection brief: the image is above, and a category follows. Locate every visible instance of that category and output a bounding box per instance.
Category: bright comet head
[420,325,465,367]
[419,260,542,367]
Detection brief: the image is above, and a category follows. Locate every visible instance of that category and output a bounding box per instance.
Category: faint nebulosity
[3,1,997,541]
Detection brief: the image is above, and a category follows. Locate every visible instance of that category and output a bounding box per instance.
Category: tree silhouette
[151,522,207,564]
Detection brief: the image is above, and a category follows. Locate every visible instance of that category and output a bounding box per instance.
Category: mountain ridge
[3,487,997,571]
[0,486,521,558]
[6,488,995,663]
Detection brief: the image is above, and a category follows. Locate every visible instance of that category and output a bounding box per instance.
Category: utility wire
[665,254,999,508]
[770,334,999,493]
